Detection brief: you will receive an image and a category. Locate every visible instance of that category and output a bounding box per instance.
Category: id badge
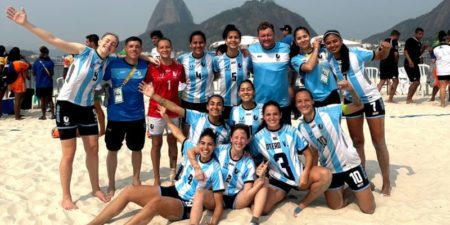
[114,87,124,104]
[320,67,329,84]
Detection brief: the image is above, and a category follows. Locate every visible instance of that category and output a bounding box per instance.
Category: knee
[327,201,344,210]
[351,138,365,148]
[360,203,376,214]
[371,139,387,151]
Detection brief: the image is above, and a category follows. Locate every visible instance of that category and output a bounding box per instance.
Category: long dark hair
[207,94,228,126]
[289,26,311,58]
[324,30,350,73]
[8,47,21,62]
[257,100,282,132]
[222,24,242,40]
[292,88,314,116]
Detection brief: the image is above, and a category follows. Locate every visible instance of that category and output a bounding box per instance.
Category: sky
[0,0,443,51]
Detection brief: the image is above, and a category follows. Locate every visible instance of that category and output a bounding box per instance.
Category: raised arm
[139,82,186,117]
[157,105,186,143]
[186,146,205,182]
[300,38,321,72]
[6,7,85,54]
[338,80,363,114]
[373,41,391,61]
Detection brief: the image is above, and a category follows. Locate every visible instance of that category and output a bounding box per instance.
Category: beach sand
[1,95,450,225]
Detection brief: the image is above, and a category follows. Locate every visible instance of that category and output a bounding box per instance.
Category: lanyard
[121,66,137,87]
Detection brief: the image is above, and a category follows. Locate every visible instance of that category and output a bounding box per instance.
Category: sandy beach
[1,94,450,225]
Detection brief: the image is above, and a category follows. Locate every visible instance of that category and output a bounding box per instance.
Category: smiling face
[258,28,275,50]
[207,96,224,118]
[263,105,281,130]
[295,29,311,51]
[238,81,255,103]
[295,90,314,117]
[231,128,249,153]
[226,30,241,50]
[98,34,118,56]
[198,135,216,160]
[157,39,172,60]
[125,40,142,60]
[190,34,206,58]
[324,34,343,55]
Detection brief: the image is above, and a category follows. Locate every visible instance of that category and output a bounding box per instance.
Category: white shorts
[147,116,180,135]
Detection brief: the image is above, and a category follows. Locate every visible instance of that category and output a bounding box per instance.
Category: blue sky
[1,0,442,50]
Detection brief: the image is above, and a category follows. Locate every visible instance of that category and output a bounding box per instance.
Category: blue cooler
[2,97,14,115]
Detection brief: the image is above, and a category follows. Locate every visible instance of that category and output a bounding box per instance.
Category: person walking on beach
[378,30,400,103]
[432,31,450,107]
[6,47,29,120]
[6,6,119,209]
[103,36,148,199]
[323,30,392,196]
[32,46,55,120]
[249,21,293,124]
[404,27,427,104]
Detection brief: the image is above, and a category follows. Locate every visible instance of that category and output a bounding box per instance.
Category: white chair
[418,64,431,96]
[53,77,64,102]
[397,67,409,95]
[364,67,379,85]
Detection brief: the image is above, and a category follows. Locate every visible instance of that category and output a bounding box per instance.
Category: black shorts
[223,193,238,209]
[223,106,232,120]
[160,185,192,220]
[314,89,341,107]
[55,101,98,140]
[344,98,385,119]
[280,106,292,125]
[181,99,207,124]
[404,64,420,82]
[437,75,450,81]
[328,165,370,192]
[379,65,399,80]
[105,119,146,151]
[269,178,296,194]
[35,87,53,98]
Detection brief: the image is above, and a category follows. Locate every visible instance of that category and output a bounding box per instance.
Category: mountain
[200,0,316,46]
[364,0,450,43]
[145,0,194,32]
[134,0,316,53]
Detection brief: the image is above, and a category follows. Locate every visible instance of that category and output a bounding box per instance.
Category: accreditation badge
[113,87,124,104]
[320,67,330,84]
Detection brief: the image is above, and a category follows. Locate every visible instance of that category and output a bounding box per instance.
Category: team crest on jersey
[318,124,324,130]
[238,63,242,68]
[234,168,240,174]
[201,62,206,67]
[172,71,177,78]
[282,141,288,147]
[189,65,195,70]
[253,115,258,121]
[150,124,154,129]
[240,116,244,121]
[275,54,280,61]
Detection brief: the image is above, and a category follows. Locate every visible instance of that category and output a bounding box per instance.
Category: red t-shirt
[145,60,185,118]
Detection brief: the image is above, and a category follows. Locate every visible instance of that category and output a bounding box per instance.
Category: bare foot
[61,198,78,210]
[429,98,435,102]
[106,186,115,202]
[406,100,414,104]
[387,99,395,103]
[381,184,391,196]
[153,178,160,186]
[92,190,108,203]
[132,179,141,186]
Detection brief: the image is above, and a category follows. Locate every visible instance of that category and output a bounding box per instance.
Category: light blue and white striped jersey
[186,109,231,145]
[249,42,290,107]
[177,52,215,103]
[250,125,309,186]
[327,47,381,103]
[57,47,111,106]
[214,144,255,196]
[175,153,224,201]
[298,104,361,174]
[291,48,338,102]
[228,103,263,136]
[213,51,252,106]
[104,58,148,121]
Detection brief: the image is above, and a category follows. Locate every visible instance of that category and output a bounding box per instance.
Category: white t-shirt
[433,44,450,76]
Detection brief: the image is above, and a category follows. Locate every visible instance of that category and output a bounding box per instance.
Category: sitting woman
[295,80,375,214]
[88,128,224,225]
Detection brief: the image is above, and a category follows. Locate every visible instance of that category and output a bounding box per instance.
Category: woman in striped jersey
[6,6,119,209]
[249,101,331,223]
[88,128,224,225]
[228,79,263,136]
[295,81,375,214]
[139,82,230,145]
[213,24,252,118]
[323,30,392,196]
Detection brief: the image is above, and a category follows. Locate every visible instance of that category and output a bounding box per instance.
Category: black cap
[280,25,292,33]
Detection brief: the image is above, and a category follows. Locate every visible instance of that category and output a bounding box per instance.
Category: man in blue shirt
[280,25,293,45]
[249,21,293,124]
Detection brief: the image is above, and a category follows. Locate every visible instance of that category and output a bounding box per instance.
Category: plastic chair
[418,64,431,96]
[397,67,410,95]
[364,67,379,85]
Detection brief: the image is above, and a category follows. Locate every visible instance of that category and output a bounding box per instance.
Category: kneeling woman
[295,81,375,214]
[88,129,224,225]
[249,101,332,223]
